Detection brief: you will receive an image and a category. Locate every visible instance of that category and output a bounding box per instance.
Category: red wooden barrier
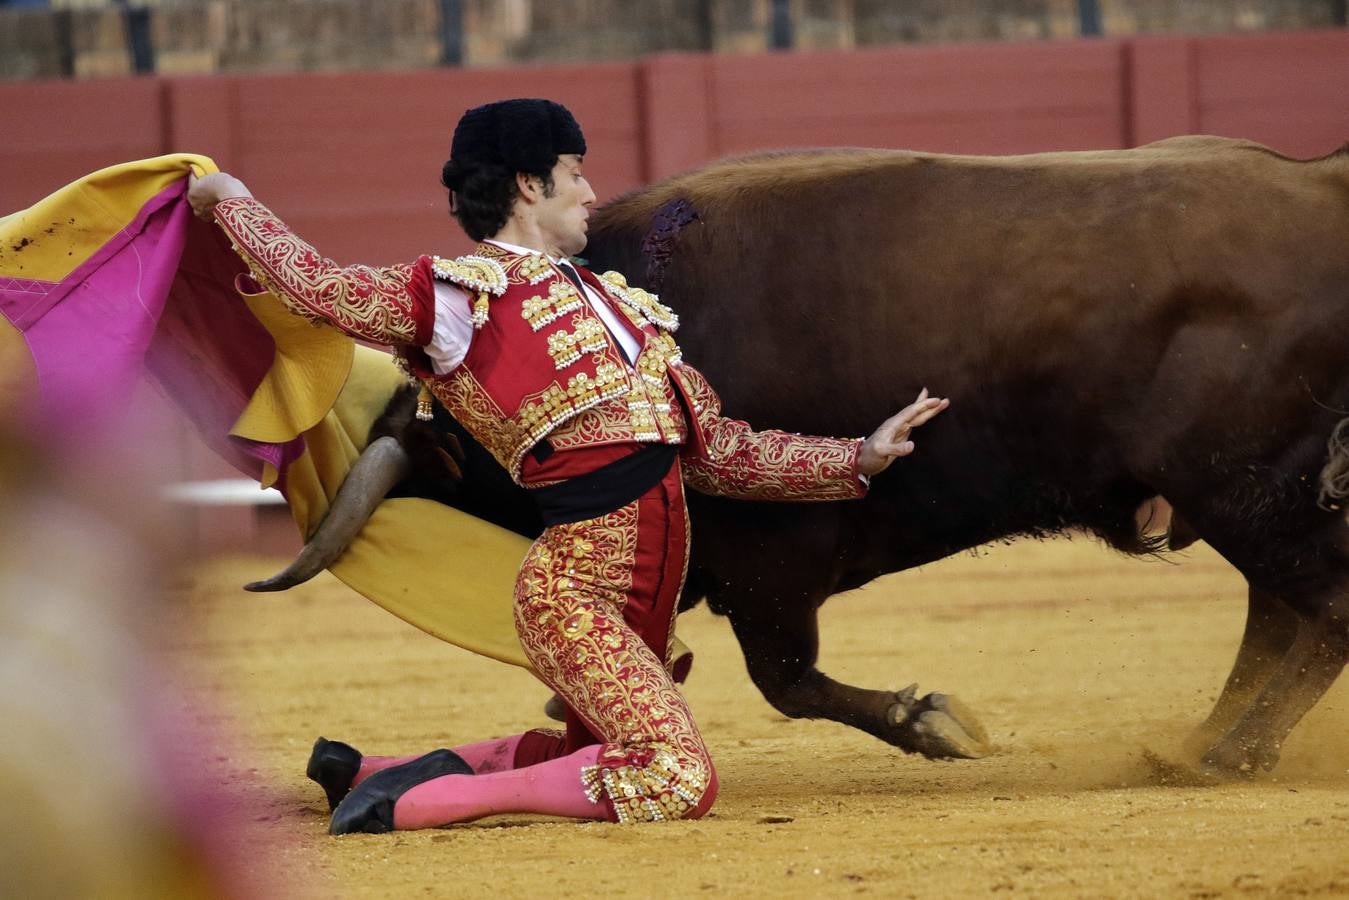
[0,78,164,214]
[705,39,1128,159]
[1189,31,1349,157]
[1126,35,1198,144]
[1126,30,1349,154]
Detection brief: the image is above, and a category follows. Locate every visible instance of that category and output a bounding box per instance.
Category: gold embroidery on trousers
[580,752,709,824]
[513,505,712,825]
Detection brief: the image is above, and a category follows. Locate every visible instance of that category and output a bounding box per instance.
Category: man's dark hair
[440,98,585,242]
[440,161,553,243]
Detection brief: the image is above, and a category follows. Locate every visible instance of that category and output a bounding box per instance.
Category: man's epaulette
[432,254,508,328]
[599,270,680,332]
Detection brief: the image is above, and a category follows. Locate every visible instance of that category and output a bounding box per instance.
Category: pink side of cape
[0,179,303,482]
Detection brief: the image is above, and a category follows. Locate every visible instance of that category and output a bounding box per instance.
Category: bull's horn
[244,436,411,592]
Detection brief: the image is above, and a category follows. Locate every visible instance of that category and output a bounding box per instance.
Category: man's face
[535,154,595,257]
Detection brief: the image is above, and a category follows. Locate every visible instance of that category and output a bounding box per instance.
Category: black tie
[557,261,588,295]
[559,261,637,364]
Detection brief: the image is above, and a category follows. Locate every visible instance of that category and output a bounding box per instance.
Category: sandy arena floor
[162,537,1349,898]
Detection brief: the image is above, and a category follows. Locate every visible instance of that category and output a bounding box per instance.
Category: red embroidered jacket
[213,197,865,500]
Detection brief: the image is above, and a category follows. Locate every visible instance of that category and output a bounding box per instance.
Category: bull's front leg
[721,589,990,760]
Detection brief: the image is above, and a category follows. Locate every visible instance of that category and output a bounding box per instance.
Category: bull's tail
[1317,418,1349,510]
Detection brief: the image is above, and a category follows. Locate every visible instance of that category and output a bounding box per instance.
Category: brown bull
[269,135,1349,775]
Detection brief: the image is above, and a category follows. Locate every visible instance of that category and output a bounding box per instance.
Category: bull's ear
[435,446,464,481]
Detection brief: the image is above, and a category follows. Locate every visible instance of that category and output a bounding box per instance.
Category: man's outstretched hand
[187,172,253,220]
[858,388,950,477]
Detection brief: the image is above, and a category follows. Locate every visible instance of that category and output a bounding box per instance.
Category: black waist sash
[529,444,679,526]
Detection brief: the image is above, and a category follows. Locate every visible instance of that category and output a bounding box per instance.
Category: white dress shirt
[424,239,642,375]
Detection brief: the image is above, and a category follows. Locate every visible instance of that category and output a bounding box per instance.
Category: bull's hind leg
[1202,600,1349,774]
[1166,452,1349,775]
[721,590,991,759]
[1183,585,1299,757]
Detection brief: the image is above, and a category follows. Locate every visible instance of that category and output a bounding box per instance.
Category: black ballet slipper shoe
[306,737,362,812]
[329,748,474,835]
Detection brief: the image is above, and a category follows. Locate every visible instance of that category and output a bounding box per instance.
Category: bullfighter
[188,98,948,833]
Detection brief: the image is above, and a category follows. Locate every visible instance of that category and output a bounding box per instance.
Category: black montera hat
[449,99,586,179]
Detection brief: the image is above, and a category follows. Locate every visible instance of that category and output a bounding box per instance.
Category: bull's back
[591,140,1349,438]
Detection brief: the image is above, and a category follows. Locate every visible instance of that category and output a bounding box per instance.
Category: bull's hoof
[1199,734,1280,778]
[1180,723,1223,762]
[1140,748,1222,786]
[886,684,992,760]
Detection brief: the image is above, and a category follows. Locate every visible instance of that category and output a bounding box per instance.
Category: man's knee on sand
[590,739,717,825]
[684,766,719,820]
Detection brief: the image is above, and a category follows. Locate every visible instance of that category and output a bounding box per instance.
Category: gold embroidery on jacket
[543,392,687,452]
[426,245,699,479]
[544,338,689,452]
[519,253,552,284]
[598,270,680,332]
[430,255,508,296]
[428,369,526,472]
[214,198,423,344]
[431,255,509,329]
[546,317,608,370]
[465,361,632,476]
[521,281,583,331]
[675,365,865,501]
[437,343,687,480]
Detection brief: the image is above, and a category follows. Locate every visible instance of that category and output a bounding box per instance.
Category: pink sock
[353,735,525,785]
[393,745,605,829]
[452,735,525,774]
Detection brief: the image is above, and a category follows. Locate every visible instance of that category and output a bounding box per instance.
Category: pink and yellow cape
[0,155,532,668]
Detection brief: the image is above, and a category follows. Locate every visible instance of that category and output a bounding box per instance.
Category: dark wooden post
[438,0,464,67]
[769,0,794,50]
[1077,0,1102,36]
[53,7,76,77]
[694,0,715,51]
[116,0,155,74]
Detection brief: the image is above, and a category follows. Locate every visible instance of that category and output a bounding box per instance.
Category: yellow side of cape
[236,327,533,668]
[0,153,217,283]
